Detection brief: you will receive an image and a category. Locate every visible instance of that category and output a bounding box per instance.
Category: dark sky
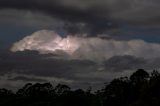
[0,0,160,90]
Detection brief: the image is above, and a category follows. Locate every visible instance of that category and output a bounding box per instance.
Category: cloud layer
[5,30,160,90]
[1,0,160,90]
[1,27,160,90]
[11,30,160,61]
[1,49,160,90]
[1,0,160,35]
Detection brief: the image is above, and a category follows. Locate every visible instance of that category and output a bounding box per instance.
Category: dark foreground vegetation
[1,69,160,106]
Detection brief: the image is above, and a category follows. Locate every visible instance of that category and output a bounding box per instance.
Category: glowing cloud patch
[11,30,80,55]
[11,30,160,62]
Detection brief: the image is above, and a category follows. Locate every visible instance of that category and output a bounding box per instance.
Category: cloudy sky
[0,0,160,90]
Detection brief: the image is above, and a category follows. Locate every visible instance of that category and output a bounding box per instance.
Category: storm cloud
[0,0,160,35]
[1,0,160,90]
[11,30,160,61]
[0,0,114,35]
[0,49,160,90]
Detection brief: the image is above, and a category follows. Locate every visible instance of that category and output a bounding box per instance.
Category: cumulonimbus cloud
[11,30,160,62]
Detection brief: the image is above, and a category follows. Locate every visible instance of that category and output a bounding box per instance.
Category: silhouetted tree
[130,70,160,106]
[101,77,132,106]
[130,69,149,84]
[0,88,14,106]
[54,84,71,96]
[1,69,160,106]
[16,83,32,96]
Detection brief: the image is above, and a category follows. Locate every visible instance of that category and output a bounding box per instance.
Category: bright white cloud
[11,30,80,55]
[11,30,160,62]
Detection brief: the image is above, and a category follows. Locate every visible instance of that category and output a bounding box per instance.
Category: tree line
[1,69,160,106]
